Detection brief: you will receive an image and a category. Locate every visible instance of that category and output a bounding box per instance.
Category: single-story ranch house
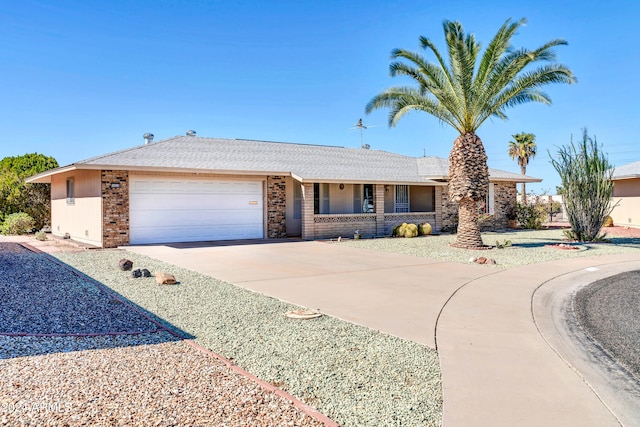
[610,160,640,228]
[27,132,541,248]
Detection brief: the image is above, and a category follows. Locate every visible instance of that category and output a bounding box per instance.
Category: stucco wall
[611,178,640,227]
[613,178,640,197]
[50,169,102,246]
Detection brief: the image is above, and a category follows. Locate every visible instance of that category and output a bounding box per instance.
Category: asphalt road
[574,269,640,379]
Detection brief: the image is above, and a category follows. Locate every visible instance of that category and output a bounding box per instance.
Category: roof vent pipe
[143,133,154,144]
[186,130,196,137]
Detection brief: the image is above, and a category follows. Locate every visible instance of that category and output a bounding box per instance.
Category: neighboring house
[26,133,541,248]
[610,160,640,228]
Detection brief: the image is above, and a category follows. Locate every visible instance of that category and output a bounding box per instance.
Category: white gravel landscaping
[53,250,443,427]
[341,229,640,268]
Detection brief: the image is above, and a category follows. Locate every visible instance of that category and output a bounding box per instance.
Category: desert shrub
[418,223,433,235]
[393,223,419,238]
[1,212,35,235]
[550,129,615,241]
[603,216,614,227]
[515,202,545,229]
[403,223,419,238]
[35,230,47,241]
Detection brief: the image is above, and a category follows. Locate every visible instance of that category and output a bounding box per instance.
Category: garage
[129,176,264,244]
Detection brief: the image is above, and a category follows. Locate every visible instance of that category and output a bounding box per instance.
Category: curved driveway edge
[437,252,640,427]
[533,259,640,427]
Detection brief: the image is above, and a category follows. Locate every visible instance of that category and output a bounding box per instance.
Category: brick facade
[102,170,129,248]
[479,182,517,230]
[267,176,287,238]
[440,181,517,232]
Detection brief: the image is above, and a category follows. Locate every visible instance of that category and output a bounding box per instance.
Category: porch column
[301,182,315,240]
[375,184,385,236]
[435,186,443,231]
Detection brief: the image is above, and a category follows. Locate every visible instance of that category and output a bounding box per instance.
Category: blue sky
[1,0,639,193]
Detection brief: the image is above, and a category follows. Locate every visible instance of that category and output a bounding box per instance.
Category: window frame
[66,177,75,205]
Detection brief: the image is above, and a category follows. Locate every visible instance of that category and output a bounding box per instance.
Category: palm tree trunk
[448,132,489,249]
[520,165,527,203]
[455,198,485,248]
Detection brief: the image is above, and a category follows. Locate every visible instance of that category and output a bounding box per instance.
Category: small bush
[403,223,419,238]
[603,216,614,227]
[35,230,47,241]
[515,202,545,230]
[392,224,402,236]
[418,223,433,235]
[1,212,35,235]
[397,223,408,237]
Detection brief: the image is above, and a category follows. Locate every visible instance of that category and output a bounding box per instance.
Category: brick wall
[440,181,517,232]
[313,214,377,239]
[479,182,517,230]
[102,170,129,248]
[267,176,287,238]
[441,186,458,232]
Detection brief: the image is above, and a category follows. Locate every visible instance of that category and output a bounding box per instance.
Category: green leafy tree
[366,18,575,248]
[508,132,537,202]
[0,153,59,229]
[550,129,614,241]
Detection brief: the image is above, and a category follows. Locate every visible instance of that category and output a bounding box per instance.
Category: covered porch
[287,181,445,240]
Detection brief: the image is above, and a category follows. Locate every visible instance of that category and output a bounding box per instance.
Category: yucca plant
[550,129,615,241]
[366,18,575,248]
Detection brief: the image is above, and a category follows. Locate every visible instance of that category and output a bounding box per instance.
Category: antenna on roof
[350,118,381,149]
[354,118,367,148]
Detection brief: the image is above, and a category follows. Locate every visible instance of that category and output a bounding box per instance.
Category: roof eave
[612,174,640,181]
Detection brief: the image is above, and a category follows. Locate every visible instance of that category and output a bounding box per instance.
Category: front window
[362,184,374,212]
[66,178,75,204]
[479,183,495,215]
[395,185,409,212]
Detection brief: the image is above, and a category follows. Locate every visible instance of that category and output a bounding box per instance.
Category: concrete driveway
[125,239,492,348]
[125,239,640,426]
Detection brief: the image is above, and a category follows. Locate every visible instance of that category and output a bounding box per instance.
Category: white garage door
[130,177,264,244]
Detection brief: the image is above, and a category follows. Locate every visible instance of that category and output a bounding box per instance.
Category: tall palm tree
[508,132,537,203]
[366,18,575,248]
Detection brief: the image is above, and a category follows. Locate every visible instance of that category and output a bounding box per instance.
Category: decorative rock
[119,259,133,271]
[155,272,177,285]
[486,258,496,265]
[468,257,477,263]
[476,257,487,264]
[131,269,142,278]
[141,269,151,277]
[285,309,323,319]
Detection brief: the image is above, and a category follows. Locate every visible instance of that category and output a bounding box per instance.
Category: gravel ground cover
[574,270,640,379]
[0,243,159,335]
[341,229,640,268]
[0,242,328,426]
[54,249,443,427]
[1,332,324,427]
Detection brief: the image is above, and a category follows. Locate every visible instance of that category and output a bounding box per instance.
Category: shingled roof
[611,160,640,180]
[27,136,541,184]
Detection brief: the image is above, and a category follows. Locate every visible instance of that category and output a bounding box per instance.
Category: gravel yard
[1,241,442,426]
[1,333,324,426]
[53,249,443,427]
[341,228,640,268]
[0,242,327,426]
